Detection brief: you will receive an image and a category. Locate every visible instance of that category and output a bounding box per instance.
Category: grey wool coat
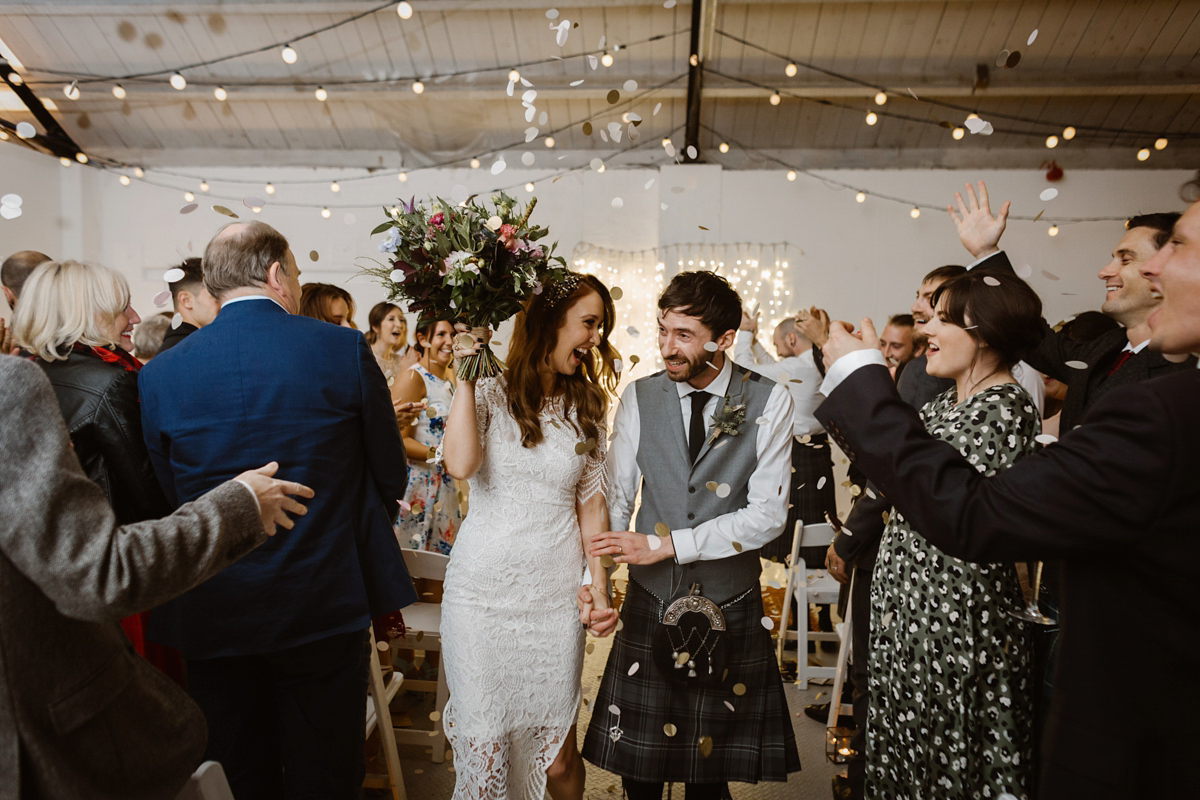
[0,356,268,800]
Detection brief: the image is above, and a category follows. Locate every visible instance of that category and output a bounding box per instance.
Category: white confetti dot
[15,122,35,139]
[570,79,584,86]
[664,142,676,158]
[608,704,621,715]
[546,8,559,19]
[524,127,539,142]
[654,102,662,116]
[390,269,406,283]
[664,0,677,7]
[724,700,735,712]
[1039,187,1058,202]
[627,325,639,337]
[644,178,655,189]
[590,157,604,172]
[1065,360,1088,370]
[163,268,186,283]
[490,158,507,175]
[611,197,624,208]
[1014,262,1033,279]
[628,662,640,676]
[983,275,1001,286]
[760,616,774,631]
[1026,29,1038,46]
[716,483,731,498]
[647,534,662,551]
[623,79,638,92]
[613,359,624,373]
[0,194,22,208]
[703,341,718,352]
[755,416,770,425]
[1034,434,1058,445]
[817,476,827,490]
[170,313,183,330]
[152,290,172,307]
[521,151,535,167]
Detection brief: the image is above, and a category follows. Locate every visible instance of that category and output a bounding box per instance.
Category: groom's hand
[590,531,675,565]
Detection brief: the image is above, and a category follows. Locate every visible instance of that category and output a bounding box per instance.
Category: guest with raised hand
[439,272,620,800]
[824,270,1045,800]
[395,318,463,554]
[0,354,313,800]
[815,173,1200,800]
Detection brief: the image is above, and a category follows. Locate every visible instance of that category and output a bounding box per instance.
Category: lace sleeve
[576,424,609,506]
[474,376,501,437]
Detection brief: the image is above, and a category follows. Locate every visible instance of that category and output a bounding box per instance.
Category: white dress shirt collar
[220,294,289,313]
[676,352,733,400]
[1123,339,1150,355]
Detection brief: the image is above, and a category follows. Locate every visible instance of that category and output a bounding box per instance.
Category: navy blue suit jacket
[139,297,416,659]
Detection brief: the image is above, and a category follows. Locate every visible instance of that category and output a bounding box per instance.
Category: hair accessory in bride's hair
[543,273,582,308]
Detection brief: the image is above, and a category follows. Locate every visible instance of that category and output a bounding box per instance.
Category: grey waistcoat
[630,363,776,604]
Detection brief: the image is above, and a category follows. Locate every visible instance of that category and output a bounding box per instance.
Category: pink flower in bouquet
[497,223,520,253]
[429,211,446,230]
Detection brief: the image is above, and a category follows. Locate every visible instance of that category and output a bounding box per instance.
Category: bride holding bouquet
[369,195,621,800]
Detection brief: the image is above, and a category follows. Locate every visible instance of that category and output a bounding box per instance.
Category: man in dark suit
[140,221,416,800]
[814,185,1200,800]
[158,257,219,354]
[949,181,1195,431]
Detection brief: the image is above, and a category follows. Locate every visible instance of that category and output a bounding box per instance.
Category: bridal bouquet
[364,192,567,381]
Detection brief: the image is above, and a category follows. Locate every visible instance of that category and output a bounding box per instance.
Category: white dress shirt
[734,332,825,437]
[607,355,795,564]
[220,294,288,312]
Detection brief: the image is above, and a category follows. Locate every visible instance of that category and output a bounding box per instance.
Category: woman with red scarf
[12,260,181,679]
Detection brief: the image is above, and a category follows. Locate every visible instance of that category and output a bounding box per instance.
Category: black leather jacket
[35,348,171,525]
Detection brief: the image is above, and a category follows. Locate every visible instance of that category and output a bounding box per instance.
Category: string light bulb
[281,45,298,64]
[1048,224,1059,236]
[398,171,408,182]
[718,142,730,153]
[321,207,331,218]
[119,174,131,186]
[544,136,555,148]
[330,181,340,193]
[64,81,80,100]
[602,52,614,68]
[1155,137,1168,150]
[910,206,921,219]
[211,86,227,102]
[952,126,965,140]
[184,191,195,202]
[60,157,71,167]
[508,69,520,82]
[1046,135,1058,148]
[314,86,327,101]
[855,191,866,203]
[412,80,425,94]
[769,92,781,106]
[265,182,275,195]
[397,1,413,19]
[784,62,798,77]
[1137,148,1150,161]
[170,72,187,90]
[199,180,209,192]
[786,170,797,181]
[1062,126,1076,140]
[134,167,145,178]
[874,91,887,105]
[525,182,535,193]
[112,84,126,99]
[470,157,480,169]
[75,152,88,164]
[865,111,878,125]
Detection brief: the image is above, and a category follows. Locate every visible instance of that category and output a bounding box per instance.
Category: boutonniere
[708,400,746,443]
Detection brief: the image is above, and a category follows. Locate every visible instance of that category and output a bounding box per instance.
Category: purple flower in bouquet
[378,228,402,254]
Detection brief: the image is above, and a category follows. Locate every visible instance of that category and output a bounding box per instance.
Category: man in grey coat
[0,355,312,800]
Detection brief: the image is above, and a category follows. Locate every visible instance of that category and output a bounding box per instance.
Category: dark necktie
[1107,349,1134,378]
[688,391,711,464]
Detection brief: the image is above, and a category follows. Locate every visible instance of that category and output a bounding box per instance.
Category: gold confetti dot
[586,641,596,653]
[698,735,714,757]
[676,651,690,666]
[732,541,743,552]
[705,481,718,491]
[610,286,623,300]
[663,723,678,737]
[582,121,593,136]
[309,250,319,262]
[212,205,238,218]
[606,89,620,104]
[429,711,441,722]
[655,522,669,537]
[600,555,615,569]
[732,683,747,696]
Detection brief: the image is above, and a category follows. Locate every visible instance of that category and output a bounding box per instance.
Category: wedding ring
[619,546,624,555]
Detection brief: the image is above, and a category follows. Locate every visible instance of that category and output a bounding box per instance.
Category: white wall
[2,143,1190,336]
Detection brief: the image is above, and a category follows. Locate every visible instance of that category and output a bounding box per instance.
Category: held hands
[821,317,879,371]
[589,530,675,566]
[948,181,1009,259]
[795,306,831,347]
[451,322,492,379]
[234,462,315,536]
[578,584,619,637]
[825,542,849,584]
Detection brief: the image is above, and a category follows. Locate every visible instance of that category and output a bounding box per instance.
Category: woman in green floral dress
[867,269,1044,800]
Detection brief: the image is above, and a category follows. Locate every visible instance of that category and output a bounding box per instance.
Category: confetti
[0,194,21,207]
[664,142,676,158]
[654,102,663,116]
[724,700,735,712]
[629,354,641,365]
[1042,269,1060,281]
[716,483,731,498]
[698,225,709,230]
[610,286,624,300]
[153,290,171,307]
[600,554,615,568]
[732,683,747,696]
[546,9,559,19]
[490,158,507,175]
[698,736,714,757]
[705,481,718,491]
[553,20,570,47]
[703,341,719,352]
[995,49,1011,68]
[627,325,639,337]
[1034,433,1058,445]
[760,616,774,631]
[606,89,620,104]
[582,121,593,136]
[686,145,698,159]
[611,197,623,208]
[570,79,584,86]
[627,662,640,676]
[1039,188,1058,202]
[1065,360,1088,369]
[163,268,186,283]
[590,157,604,171]
[243,195,265,209]
[171,313,183,330]
[882,611,893,626]
[212,205,238,218]
[817,476,827,490]
[521,151,536,166]
[1006,50,1022,68]
[964,117,990,134]
[525,127,539,143]
[1027,30,1038,45]
[1032,209,1045,222]
[15,122,35,139]
[647,534,662,551]
[664,0,677,7]
[732,541,743,552]
[663,723,677,737]
[755,415,769,425]
[983,275,1002,286]
[655,522,670,537]
[180,203,199,214]
[608,704,621,715]
[429,711,441,722]
[1014,262,1033,278]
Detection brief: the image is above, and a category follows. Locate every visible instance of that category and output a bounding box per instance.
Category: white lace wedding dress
[441,376,607,800]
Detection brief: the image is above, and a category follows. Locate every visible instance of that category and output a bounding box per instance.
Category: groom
[582,271,801,798]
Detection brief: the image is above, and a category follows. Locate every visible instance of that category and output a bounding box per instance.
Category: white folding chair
[775,521,842,689]
[174,761,234,800]
[365,627,407,800]
[392,549,451,763]
[826,570,854,728]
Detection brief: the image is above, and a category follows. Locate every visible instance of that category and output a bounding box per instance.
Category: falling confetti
[1065,360,1088,369]
[627,662,640,676]
[698,225,709,230]
[716,483,731,498]
[732,541,743,552]
[1034,433,1058,445]
[610,286,624,300]
[570,79,584,86]
[983,276,1002,286]
[582,121,593,136]
[686,145,698,159]
[170,313,183,330]
[817,476,827,490]
[995,49,1011,68]
[627,325,639,337]
[152,290,171,307]
[647,535,662,551]
[606,89,620,104]
[15,122,35,139]
[1006,50,1022,68]
[1042,269,1060,281]
[703,341,719,353]
[732,683,747,696]
[760,616,774,631]
[1027,29,1038,45]
[212,205,238,218]
[611,197,624,209]
[1014,262,1033,278]
[1032,209,1045,222]
[163,268,186,283]
[524,127,539,142]
[243,195,265,209]
[724,700,735,712]
[521,151,536,166]
[663,723,677,737]
[491,158,507,175]
[655,522,670,537]
[698,736,714,757]
[654,102,662,116]
[180,203,199,214]
[664,0,677,7]
[1039,188,1058,201]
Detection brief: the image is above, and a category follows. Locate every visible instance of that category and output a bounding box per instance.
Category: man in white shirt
[734,311,833,562]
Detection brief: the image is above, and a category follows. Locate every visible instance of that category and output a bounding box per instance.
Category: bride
[440,272,621,800]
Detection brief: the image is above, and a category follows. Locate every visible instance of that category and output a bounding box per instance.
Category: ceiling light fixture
[397,2,413,20]
[281,45,298,64]
[213,86,228,101]
[112,84,126,99]
[170,72,187,90]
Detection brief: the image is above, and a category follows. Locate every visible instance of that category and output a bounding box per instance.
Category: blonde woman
[14,260,173,664]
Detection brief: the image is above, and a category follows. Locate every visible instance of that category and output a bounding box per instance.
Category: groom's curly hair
[658,271,742,339]
[505,273,620,448]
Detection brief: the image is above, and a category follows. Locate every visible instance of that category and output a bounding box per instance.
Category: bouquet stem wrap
[456,326,503,382]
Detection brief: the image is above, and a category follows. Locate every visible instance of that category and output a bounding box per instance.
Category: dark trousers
[187,628,370,800]
[846,561,873,799]
[623,779,728,800]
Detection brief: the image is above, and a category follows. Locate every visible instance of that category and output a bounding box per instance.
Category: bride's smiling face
[548,289,604,375]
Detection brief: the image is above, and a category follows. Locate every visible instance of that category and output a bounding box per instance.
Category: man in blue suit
[140,220,416,800]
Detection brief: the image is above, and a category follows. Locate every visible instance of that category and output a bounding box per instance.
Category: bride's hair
[505,273,620,448]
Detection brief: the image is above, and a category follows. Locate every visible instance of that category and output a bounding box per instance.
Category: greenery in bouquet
[363,192,568,381]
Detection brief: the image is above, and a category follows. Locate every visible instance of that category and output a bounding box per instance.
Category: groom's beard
[664,350,711,383]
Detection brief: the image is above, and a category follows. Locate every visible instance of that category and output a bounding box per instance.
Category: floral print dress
[396,363,462,554]
[867,382,1040,800]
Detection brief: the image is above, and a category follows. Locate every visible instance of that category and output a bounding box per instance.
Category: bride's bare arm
[577,483,619,637]
[442,329,486,479]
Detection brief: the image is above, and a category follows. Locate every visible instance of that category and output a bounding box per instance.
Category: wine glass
[1010,561,1056,625]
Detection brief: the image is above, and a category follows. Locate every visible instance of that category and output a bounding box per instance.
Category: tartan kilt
[581,581,801,783]
[760,436,836,562]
